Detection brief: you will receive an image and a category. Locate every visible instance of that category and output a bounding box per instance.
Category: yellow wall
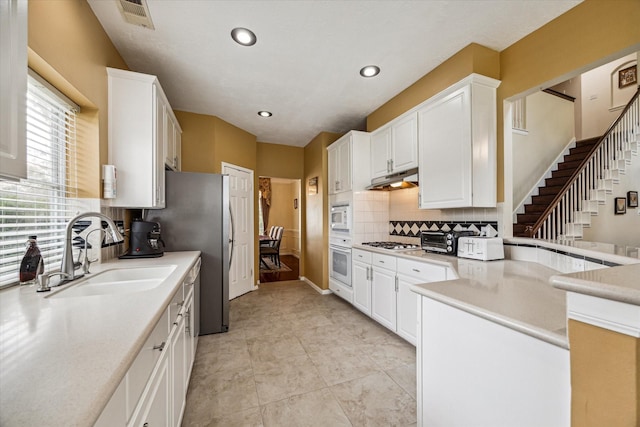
[28,0,128,198]
[367,43,500,131]
[303,132,340,289]
[173,111,216,173]
[257,142,305,180]
[212,117,257,174]
[569,319,640,426]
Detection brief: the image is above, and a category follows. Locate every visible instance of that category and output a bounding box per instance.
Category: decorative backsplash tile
[390,220,499,237]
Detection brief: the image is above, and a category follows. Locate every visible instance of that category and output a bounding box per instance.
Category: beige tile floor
[182,280,417,427]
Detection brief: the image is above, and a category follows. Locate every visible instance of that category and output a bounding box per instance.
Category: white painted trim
[567,292,640,337]
[300,276,332,295]
[503,100,514,238]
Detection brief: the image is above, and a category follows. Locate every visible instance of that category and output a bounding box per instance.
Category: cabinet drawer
[372,253,396,270]
[126,308,169,421]
[397,258,446,282]
[353,248,372,264]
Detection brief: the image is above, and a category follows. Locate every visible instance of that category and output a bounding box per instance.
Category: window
[512,97,527,132]
[0,71,80,288]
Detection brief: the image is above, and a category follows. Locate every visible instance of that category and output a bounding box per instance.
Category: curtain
[259,177,271,233]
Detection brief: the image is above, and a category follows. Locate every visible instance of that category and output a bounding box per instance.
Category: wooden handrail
[527,86,640,238]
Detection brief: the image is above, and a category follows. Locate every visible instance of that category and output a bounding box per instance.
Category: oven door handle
[330,245,352,254]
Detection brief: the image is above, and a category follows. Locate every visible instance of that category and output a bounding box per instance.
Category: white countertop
[0,251,201,427]
[550,263,640,305]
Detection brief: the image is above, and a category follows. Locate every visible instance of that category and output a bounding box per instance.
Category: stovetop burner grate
[362,241,420,250]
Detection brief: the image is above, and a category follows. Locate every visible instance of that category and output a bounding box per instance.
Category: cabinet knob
[153,342,166,352]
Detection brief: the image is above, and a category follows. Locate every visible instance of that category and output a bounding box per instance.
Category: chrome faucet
[81,228,106,275]
[54,212,124,286]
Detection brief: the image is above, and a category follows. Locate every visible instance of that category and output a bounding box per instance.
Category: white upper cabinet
[0,0,27,180]
[370,112,418,180]
[108,68,181,208]
[327,130,370,194]
[418,74,500,209]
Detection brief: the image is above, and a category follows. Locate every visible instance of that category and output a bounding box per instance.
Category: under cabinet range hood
[366,167,418,191]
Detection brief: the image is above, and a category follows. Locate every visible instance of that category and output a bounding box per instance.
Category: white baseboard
[300,276,332,295]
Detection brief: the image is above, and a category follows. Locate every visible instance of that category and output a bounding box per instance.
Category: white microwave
[330,203,350,233]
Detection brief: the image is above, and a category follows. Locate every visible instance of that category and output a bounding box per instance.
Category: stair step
[569,146,595,157]
[517,213,541,223]
[563,152,590,163]
[539,185,564,196]
[525,204,547,214]
[581,199,599,214]
[597,178,613,193]
[513,223,534,237]
[551,168,574,178]
[573,211,592,226]
[590,189,607,204]
[532,194,556,205]
[563,223,583,238]
[546,176,569,187]
[558,159,583,170]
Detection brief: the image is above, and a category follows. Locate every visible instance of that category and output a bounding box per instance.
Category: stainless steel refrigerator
[146,170,230,335]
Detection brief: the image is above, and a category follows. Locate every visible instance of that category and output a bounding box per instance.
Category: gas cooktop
[361,241,420,251]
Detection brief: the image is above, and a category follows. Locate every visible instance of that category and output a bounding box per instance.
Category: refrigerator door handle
[228,206,235,268]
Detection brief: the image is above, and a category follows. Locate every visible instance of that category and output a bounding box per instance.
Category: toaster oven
[420,230,475,255]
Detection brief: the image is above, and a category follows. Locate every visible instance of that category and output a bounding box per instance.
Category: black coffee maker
[119,220,165,258]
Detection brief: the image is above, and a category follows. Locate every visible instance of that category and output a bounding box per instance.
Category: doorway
[223,162,255,299]
[258,177,301,283]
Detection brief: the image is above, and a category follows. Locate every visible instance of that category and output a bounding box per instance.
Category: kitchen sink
[47,265,177,298]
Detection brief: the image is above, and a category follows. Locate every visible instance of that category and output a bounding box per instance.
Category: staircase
[513,137,599,237]
[514,87,640,240]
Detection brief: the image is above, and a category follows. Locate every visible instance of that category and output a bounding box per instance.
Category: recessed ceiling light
[231,27,257,46]
[359,65,380,78]
[258,111,272,117]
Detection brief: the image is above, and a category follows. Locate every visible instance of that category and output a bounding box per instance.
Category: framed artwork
[628,191,638,208]
[614,197,627,215]
[308,177,318,195]
[618,64,637,89]
[293,198,298,209]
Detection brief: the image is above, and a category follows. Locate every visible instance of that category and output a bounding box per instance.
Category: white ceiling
[87,0,582,147]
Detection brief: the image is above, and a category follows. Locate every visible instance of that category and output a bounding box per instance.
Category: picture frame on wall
[618,64,637,89]
[614,197,627,215]
[628,191,638,208]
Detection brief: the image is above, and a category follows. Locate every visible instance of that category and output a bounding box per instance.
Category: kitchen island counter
[0,251,201,427]
[354,244,568,348]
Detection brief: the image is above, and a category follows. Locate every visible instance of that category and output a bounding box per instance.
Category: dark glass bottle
[19,235,44,284]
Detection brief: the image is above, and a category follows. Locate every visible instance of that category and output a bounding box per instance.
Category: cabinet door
[371,267,396,331]
[138,351,171,427]
[327,145,338,195]
[174,125,181,171]
[396,274,422,345]
[337,137,351,193]
[164,108,176,170]
[171,315,186,427]
[370,127,391,179]
[418,85,472,209]
[390,112,418,173]
[0,0,27,180]
[153,85,166,208]
[352,260,371,316]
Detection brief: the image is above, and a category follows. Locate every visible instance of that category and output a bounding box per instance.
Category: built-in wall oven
[329,236,352,286]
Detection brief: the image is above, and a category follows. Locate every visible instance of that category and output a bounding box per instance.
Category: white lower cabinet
[351,249,448,346]
[371,253,397,331]
[95,260,200,427]
[396,258,447,346]
[352,249,372,316]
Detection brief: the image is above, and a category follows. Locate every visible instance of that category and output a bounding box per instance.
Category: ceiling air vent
[117,0,155,30]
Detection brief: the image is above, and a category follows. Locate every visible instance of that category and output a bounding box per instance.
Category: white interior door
[223,163,255,299]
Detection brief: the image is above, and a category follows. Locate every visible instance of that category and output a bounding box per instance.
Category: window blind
[0,73,80,288]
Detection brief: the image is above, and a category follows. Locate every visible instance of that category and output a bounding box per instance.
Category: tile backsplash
[352,191,389,244]
[357,186,503,244]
